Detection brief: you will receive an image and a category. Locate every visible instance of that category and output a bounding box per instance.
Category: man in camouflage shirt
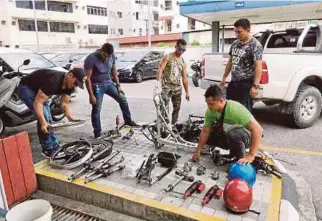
[220,18,263,112]
[156,39,190,125]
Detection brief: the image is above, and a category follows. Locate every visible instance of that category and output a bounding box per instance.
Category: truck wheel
[291,85,322,128]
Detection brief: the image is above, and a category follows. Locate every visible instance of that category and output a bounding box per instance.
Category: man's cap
[70,68,87,89]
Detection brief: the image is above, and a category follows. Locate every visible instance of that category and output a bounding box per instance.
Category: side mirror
[23,59,30,66]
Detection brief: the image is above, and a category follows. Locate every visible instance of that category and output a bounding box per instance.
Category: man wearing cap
[84,43,137,139]
[17,68,85,158]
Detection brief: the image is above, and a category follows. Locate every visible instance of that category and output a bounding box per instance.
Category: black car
[116,50,164,83]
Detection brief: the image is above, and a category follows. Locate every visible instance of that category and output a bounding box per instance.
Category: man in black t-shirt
[17,68,86,158]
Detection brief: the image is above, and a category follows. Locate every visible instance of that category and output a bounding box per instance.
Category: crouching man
[192,84,263,164]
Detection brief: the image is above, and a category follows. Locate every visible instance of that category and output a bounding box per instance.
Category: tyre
[192,72,201,87]
[134,70,143,83]
[50,101,65,122]
[0,116,5,136]
[290,85,322,128]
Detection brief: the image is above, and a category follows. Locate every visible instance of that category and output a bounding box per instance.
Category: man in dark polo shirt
[84,43,137,139]
[17,68,85,158]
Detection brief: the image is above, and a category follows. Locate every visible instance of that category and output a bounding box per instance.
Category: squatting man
[192,84,263,164]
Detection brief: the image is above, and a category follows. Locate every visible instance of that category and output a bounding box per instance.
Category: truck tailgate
[203,53,231,82]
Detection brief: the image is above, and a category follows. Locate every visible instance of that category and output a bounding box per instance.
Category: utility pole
[32,0,40,52]
[148,0,152,50]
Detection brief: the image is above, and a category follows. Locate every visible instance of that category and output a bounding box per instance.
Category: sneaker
[125,121,140,128]
[41,149,54,159]
[94,133,102,139]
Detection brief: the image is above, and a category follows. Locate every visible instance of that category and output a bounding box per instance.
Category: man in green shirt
[192,84,263,164]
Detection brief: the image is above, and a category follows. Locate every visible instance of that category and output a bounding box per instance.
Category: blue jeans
[16,85,58,151]
[91,83,132,136]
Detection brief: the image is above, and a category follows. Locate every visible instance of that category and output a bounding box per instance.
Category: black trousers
[226,79,253,112]
[206,128,250,159]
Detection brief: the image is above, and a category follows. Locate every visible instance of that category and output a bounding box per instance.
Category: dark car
[116,50,164,83]
[51,53,88,70]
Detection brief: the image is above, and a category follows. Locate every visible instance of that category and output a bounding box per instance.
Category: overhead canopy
[180,1,322,26]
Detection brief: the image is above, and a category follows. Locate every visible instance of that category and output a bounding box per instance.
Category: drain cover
[52,204,103,221]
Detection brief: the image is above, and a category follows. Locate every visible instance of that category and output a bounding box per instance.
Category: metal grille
[52,204,103,221]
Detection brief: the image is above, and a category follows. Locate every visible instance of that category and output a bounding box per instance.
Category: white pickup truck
[200,24,322,128]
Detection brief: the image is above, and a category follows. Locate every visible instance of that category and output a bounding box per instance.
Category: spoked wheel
[85,139,113,161]
[50,140,93,169]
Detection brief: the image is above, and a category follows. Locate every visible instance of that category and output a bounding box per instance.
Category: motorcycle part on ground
[149,168,172,186]
[211,171,220,180]
[224,178,253,213]
[211,148,236,166]
[49,140,93,169]
[202,185,223,206]
[136,154,157,185]
[183,161,192,172]
[183,180,205,199]
[84,165,125,184]
[68,140,114,182]
[251,156,282,179]
[156,152,180,168]
[197,164,206,176]
[164,169,194,192]
[84,150,121,179]
[228,162,257,187]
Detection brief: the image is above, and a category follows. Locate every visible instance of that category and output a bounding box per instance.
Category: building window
[1,21,6,25]
[16,0,45,10]
[166,20,172,32]
[176,1,179,5]
[75,5,78,9]
[50,22,75,33]
[165,0,172,10]
[153,0,158,7]
[117,12,122,18]
[118,29,123,35]
[88,24,108,34]
[153,13,159,21]
[18,20,48,32]
[48,1,73,13]
[87,6,107,16]
[139,28,142,36]
[136,12,139,20]
[188,18,195,30]
[135,0,140,3]
[111,28,115,35]
[77,25,80,29]
[12,21,16,26]
[176,24,179,28]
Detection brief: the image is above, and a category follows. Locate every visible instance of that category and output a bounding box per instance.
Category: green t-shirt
[204,100,252,131]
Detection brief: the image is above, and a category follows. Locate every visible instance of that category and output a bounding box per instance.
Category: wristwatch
[253,84,260,89]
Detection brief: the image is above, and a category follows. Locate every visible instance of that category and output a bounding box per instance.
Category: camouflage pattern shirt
[162,53,185,88]
[229,37,263,82]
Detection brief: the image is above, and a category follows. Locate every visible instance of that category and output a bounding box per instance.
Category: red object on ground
[184,180,205,199]
[224,178,253,213]
[202,185,223,205]
[0,132,37,208]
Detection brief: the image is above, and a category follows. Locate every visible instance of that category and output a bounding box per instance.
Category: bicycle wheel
[49,140,93,169]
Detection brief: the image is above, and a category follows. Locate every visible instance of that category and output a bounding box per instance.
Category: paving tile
[161,196,183,207]
[227,213,243,221]
[200,207,215,216]
[188,203,202,212]
[213,209,228,219]
[124,185,136,194]
[181,197,194,209]
[134,189,147,197]
[242,218,257,221]
[114,183,126,190]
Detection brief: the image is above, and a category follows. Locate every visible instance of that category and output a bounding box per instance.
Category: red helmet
[223,178,253,213]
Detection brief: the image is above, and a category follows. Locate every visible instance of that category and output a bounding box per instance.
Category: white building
[0,0,210,51]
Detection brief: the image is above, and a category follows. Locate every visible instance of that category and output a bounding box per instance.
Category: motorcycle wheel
[192,73,201,87]
[0,116,5,136]
[50,102,65,122]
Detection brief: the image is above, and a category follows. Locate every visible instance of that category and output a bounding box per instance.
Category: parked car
[117,50,164,83]
[200,24,322,128]
[51,53,88,70]
[70,50,126,70]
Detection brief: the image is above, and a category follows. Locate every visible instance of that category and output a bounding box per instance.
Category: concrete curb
[262,151,300,221]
